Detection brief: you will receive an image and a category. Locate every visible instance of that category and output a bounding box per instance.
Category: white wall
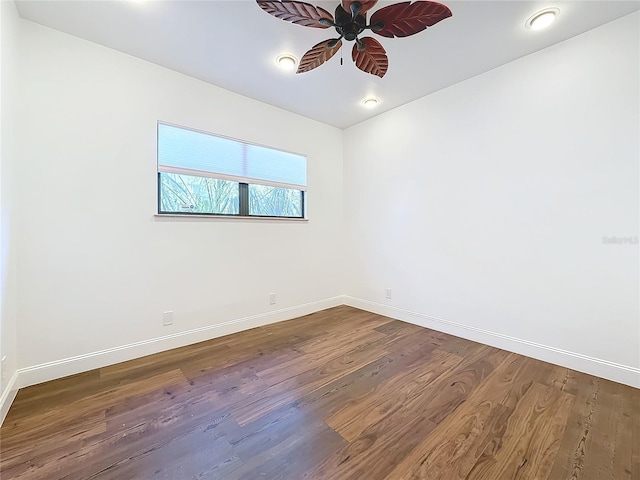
[0,0,20,421]
[15,20,344,385]
[344,13,640,387]
[5,7,639,402]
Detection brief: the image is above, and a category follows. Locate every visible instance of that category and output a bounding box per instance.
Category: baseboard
[344,296,640,389]
[0,371,19,426]
[16,296,345,390]
[5,293,637,429]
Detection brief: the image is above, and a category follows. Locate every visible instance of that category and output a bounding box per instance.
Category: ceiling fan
[256,0,452,78]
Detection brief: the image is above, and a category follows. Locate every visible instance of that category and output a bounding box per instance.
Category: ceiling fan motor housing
[335,3,367,41]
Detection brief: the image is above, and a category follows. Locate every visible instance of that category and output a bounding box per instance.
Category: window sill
[154,214,308,222]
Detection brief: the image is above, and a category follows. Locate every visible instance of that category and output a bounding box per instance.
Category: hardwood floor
[0,306,637,479]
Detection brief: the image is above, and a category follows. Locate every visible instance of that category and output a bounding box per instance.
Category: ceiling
[15,0,639,129]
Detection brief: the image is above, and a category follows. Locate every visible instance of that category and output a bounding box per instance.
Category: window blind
[157,122,307,191]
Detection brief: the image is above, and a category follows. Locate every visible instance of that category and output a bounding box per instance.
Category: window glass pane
[249,184,303,217]
[159,172,239,214]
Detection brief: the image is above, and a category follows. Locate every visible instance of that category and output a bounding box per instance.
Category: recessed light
[362,97,380,108]
[276,54,297,71]
[526,8,559,31]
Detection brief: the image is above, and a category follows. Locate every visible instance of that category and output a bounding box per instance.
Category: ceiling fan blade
[297,39,343,73]
[351,37,388,78]
[257,0,334,28]
[341,0,378,16]
[370,1,452,38]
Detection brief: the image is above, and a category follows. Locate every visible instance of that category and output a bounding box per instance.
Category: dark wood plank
[632,386,640,479]
[466,382,575,480]
[383,353,533,479]
[306,408,437,480]
[325,348,464,441]
[0,306,636,480]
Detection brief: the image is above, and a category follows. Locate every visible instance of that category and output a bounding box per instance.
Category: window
[157,122,307,218]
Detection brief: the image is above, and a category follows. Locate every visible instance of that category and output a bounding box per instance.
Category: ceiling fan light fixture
[276,54,298,70]
[362,97,380,108]
[257,0,453,77]
[526,8,559,31]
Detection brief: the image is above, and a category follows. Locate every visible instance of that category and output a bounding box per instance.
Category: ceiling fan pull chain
[340,45,343,65]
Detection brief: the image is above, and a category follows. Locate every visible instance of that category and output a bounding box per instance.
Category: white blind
[157,123,307,191]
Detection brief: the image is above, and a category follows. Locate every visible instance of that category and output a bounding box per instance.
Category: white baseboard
[344,296,640,389]
[3,294,637,429]
[0,371,19,426]
[16,296,345,391]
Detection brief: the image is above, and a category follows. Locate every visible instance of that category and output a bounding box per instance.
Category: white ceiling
[15,0,639,129]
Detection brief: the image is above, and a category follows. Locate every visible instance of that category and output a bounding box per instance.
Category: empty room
[0,0,638,479]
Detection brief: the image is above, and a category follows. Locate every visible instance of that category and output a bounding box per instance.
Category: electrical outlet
[163,311,173,326]
[269,293,276,305]
[385,288,392,299]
